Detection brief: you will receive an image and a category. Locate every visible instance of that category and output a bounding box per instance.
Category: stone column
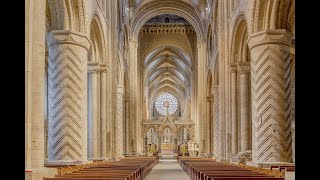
[47,30,90,162]
[115,86,124,158]
[230,64,238,155]
[218,84,226,159]
[124,98,130,154]
[88,62,99,160]
[248,29,293,164]
[238,62,251,152]
[126,99,130,154]
[100,64,108,159]
[183,127,188,142]
[289,48,295,163]
[213,86,219,158]
[25,0,45,170]
[206,96,212,154]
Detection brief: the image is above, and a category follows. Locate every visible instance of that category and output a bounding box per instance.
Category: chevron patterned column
[47,30,90,162]
[248,29,293,164]
[213,86,219,158]
[238,62,251,152]
[115,86,124,158]
[229,64,238,156]
[88,62,99,160]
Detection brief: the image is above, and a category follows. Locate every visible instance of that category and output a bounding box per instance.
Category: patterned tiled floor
[145,159,190,180]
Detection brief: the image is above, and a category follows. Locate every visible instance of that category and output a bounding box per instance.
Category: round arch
[250,0,295,33]
[131,0,204,41]
[230,15,249,64]
[89,13,107,63]
[47,0,87,33]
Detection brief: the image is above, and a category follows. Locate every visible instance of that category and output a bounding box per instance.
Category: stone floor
[145,159,190,180]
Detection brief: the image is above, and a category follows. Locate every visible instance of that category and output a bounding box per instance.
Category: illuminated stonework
[155,92,178,116]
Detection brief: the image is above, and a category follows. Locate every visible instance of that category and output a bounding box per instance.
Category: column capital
[88,61,100,74]
[248,29,293,50]
[129,40,138,48]
[99,63,108,73]
[117,85,125,95]
[197,40,206,48]
[47,30,91,50]
[237,62,250,74]
[229,64,237,73]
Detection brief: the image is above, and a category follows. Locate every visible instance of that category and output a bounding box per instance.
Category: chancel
[25,0,295,180]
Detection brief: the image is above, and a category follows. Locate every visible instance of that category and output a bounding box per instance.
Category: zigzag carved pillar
[115,86,124,158]
[88,62,99,160]
[248,30,293,164]
[124,97,130,155]
[100,64,108,159]
[229,64,238,156]
[213,85,219,158]
[238,62,251,152]
[47,30,90,162]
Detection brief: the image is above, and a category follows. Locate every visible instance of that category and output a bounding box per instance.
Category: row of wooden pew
[178,157,285,180]
[43,156,159,180]
[270,165,295,173]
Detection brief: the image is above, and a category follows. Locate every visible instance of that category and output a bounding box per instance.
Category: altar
[161,143,174,155]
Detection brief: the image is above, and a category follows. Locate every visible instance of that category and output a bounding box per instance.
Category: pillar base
[25,168,57,180]
[230,154,240,163]
[246,161,294,168]
[91,158,108,162]
[285,171,295,180]
[114,156,123,161]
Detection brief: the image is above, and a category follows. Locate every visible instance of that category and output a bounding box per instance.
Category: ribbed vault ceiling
[142,14,195,111]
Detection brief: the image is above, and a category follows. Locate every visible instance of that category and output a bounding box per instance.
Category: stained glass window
[155,92,178,116]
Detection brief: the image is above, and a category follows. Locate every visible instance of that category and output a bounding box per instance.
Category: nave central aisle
[145,159,190,180]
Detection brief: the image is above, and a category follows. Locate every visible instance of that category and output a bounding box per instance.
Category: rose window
[155,92,178,116]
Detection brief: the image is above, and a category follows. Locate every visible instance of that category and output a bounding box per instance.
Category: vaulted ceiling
[141,14,195,109]
[130,0,208,13]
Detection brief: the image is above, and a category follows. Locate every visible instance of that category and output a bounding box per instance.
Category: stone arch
[143,125,158,136]
[47,0,86,33]
[131,0,203,41]
[143,41,192,65]
[89,13,107,63]
[250,0,294,33]
[231,15,248,64]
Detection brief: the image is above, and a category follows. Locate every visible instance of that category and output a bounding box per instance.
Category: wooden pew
[43,156,158,180]
[270,165,295,173]
[178,157,284,180]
